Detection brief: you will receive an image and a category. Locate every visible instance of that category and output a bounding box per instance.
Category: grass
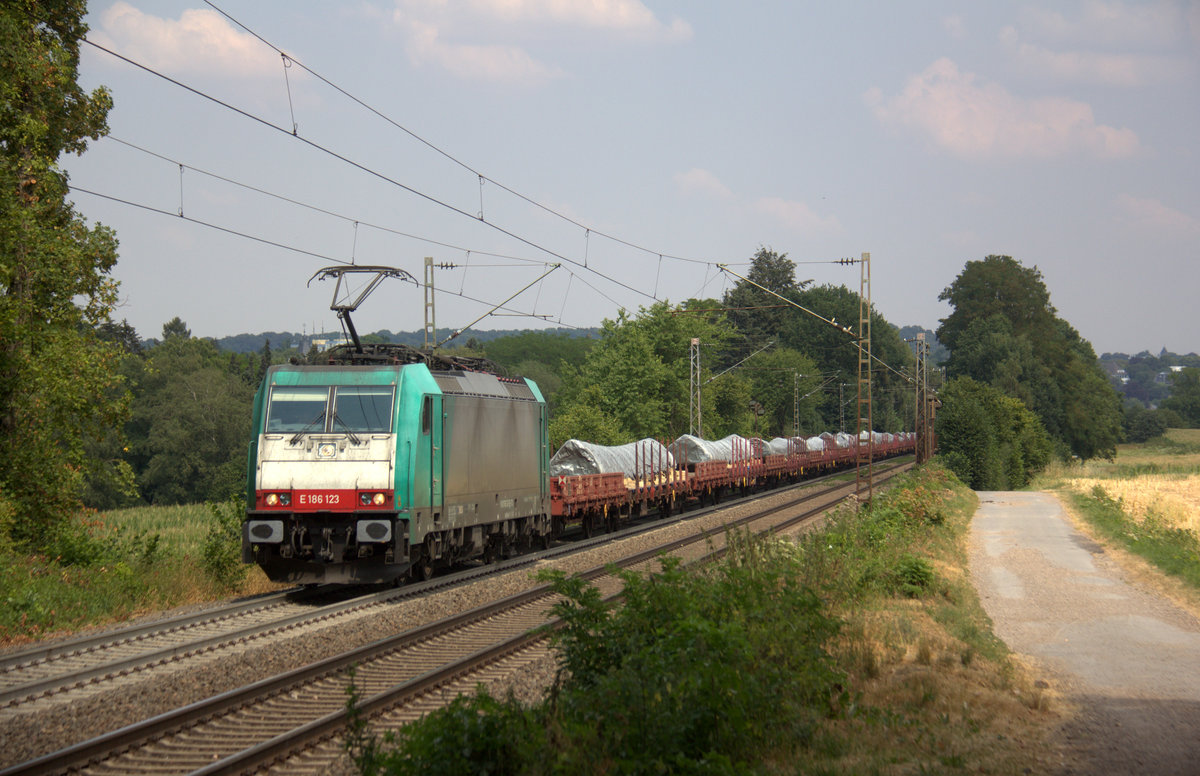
[1037,428,1200,596]
[346,464,1061,775]
[0,503,284,647]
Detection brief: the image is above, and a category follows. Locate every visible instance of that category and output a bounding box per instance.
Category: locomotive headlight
[266,493,279,507]
[372,492,386,506]
[279,493,291,506]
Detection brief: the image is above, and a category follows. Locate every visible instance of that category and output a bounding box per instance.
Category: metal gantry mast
[423,256,435,350]
[855,252,873,504]
[689,337,702,436]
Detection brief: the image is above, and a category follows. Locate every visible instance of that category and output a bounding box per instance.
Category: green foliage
[351,537,844,775]
[347,684,548,776]
[935,377,1052,490]
[0,0,126,548]
[937,255,1122,460]
[776,284,914,433]
[553,300,741,442]
[894,554,936,598]
[201,496,248,590]
[132,332,254,504]
[539,549,844,772]
[1162,367,1200,428]
[1127,408,1169,443]
[0,511,169,640]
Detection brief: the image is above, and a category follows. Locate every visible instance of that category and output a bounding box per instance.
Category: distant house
[310,334,351,352]
[1155,366,1186,384]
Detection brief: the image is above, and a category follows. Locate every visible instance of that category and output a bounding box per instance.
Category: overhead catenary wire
[80,36,658,308]
[201,0,720,270]
[100,136,549,268]
[67,185,580,330]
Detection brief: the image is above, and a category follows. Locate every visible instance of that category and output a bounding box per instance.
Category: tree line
[6,2,1195,560]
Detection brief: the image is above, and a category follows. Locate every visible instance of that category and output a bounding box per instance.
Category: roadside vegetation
[345,464,1057,775]
[1039,428,1200,594]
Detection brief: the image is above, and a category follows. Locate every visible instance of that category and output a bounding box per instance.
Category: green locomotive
[243,346,551,584]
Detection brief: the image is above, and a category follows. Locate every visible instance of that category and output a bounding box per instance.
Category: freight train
[242,343,915,585]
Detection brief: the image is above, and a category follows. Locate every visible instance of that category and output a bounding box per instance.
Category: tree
[133,333,254,504]
[1162,368,1200,428]
[552,300,741,444]
[723,247,807,344]
[0,1,125,545]
[256,338,272,386]
[936,377,1052,490]
[937,255,1121,461]
[937,256,1056,354]
[161,316,190,340]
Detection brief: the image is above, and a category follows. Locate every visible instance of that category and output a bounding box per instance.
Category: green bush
[894,554,936,598]
[346,534,844,775]
[346,680,547,776]
[201,496,247,590]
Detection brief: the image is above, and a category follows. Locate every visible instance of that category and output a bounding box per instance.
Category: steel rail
[0,459,901,711]
[198,463,913,775]
[2,460,910,776]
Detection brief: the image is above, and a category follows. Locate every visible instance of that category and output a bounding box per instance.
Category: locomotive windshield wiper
[289,411,326,445]
[331,412,361,445]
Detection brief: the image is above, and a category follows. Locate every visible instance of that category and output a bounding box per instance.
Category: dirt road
[969,491,1200,774]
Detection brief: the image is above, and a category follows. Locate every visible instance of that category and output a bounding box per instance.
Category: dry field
[1051,429,1200,535]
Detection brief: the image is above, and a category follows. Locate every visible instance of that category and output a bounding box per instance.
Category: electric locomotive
[242,344,551,584]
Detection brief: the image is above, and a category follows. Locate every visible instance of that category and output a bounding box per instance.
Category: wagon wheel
[582,514,595,539]
[481,537,499,565]
[410,547,434,581]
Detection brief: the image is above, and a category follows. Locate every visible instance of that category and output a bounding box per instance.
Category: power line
[103,135,549,268]
[68,184,577,330]
[81,36,659,308]
[201,0,721,270]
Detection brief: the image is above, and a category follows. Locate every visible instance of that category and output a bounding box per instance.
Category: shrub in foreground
[347,537,844,775]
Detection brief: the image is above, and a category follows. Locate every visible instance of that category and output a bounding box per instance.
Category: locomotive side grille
[433,375,463,393]
[431,371,537,401]
[503,381,535,400]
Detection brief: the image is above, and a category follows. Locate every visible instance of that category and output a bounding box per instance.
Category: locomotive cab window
[266,385,395,434]
[266,387,330,432]
[333,386,394,433]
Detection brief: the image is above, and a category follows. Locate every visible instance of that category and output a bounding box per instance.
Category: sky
[64,1,1200,356]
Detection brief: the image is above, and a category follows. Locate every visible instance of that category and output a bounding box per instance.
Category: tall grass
[0,502,279,646]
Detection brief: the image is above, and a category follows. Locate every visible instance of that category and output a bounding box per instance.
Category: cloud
[865,58,1140,159]
[1117,194,1200,233]
[461,0,692,42]
[93,2,280,78]
[674,168,733,199]
[999,24,1182,86]
[400,17,566,85]
[943,15,967,41]
[1018,1,1183,47]
[673,169,838,235]
[754,197,843,235]
[391,0,690,84]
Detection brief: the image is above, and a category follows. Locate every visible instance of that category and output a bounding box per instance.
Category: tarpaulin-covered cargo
[805,436,825,451]
[669,434,757,464]
[764,437,804,456]
[550,438,675,478]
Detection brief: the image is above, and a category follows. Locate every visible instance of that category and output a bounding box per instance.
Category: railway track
[0,460,900,717]
[3,461,910,776]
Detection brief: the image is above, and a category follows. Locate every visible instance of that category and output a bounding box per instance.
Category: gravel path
[969,491,1200,775]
